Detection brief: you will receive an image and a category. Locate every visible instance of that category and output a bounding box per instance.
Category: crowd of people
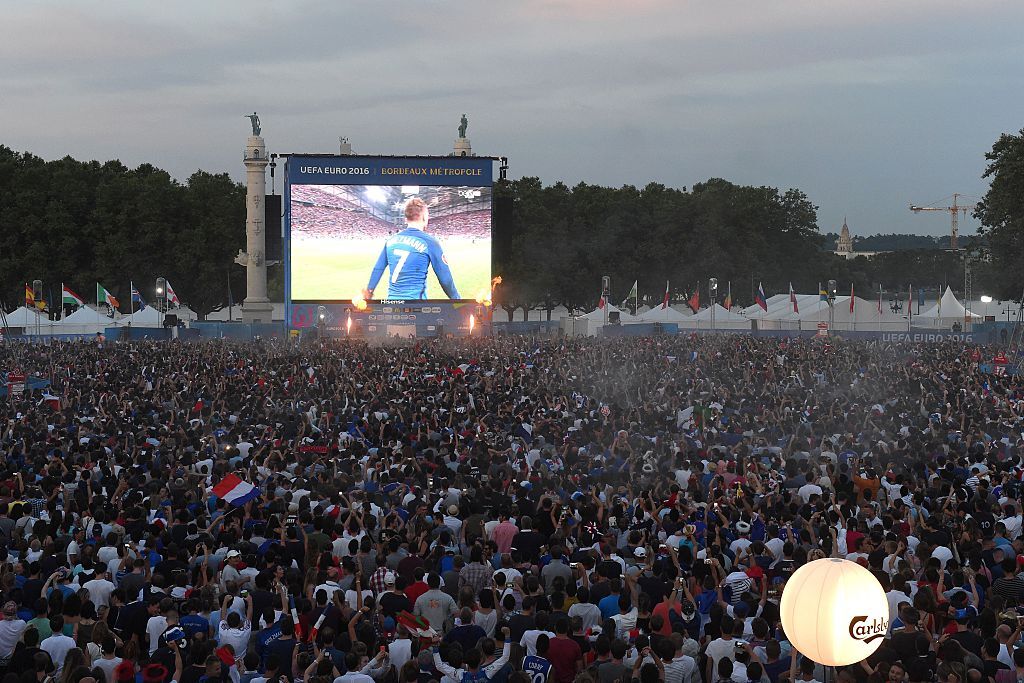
[0,333,1020,683]
[291,204,393,240]
[426,211,490,239]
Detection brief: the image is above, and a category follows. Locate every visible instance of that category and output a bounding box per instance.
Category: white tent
[55,306,115,334]
[916,286,980,328]
[773,296,907,331]
[637,305,692,323]
[680,304,751,330]
[2,306,52,329]
[742,294,825,329]
[124,306,164,327]
[578,303,639,324]
[568,304,640,336]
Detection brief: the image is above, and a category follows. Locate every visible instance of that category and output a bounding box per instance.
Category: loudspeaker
[163,314,179,328]
[265,195,283,262]
[653,322,663,335]
[608,311,620,324]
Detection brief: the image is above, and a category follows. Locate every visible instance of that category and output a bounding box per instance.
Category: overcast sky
[3,0,1022,236]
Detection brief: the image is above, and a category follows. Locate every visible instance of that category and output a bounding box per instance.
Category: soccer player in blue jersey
[364,197,461,300]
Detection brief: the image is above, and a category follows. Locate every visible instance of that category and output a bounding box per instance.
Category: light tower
[241,114,273,323]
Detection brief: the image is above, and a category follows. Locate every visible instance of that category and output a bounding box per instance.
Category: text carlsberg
[848,615,888,644]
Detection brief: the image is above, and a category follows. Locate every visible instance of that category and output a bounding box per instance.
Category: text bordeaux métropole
[297,166,483,176]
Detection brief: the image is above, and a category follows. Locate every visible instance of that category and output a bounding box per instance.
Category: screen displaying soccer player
[364,197,459,300]
[288,183,491,301]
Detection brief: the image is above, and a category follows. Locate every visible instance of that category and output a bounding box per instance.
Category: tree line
[2,127,1021,320]
[492,178,997,319]
[0,146,245,318]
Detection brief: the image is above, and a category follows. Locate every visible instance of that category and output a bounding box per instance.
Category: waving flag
[661,280,670,309]
[687,288,700,313]
[621,280,638,308]
[819,283,828,302]
[24,283,35,309]
[850,284,855,314]
[131,283,147,311]
[62,284,85,307]
[789,283,799,313]
[755,283,768,311]
[211,473,260,506]
[97,283,119,310]
[166,281,181,306]
[723,281,732,311]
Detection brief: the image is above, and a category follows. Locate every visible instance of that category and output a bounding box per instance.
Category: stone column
[454,137,472,157]
[242,135,273,323]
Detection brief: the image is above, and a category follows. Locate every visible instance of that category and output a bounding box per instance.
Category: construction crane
[909,193,977,250]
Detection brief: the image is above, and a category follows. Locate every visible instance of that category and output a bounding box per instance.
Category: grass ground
[290,236,491,301]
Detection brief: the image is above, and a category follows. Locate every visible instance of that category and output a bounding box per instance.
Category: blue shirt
[522,655,552,683]
[598,594,620,620]
[367,228,460,299]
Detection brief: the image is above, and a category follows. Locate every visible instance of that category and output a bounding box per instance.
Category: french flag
[211,474,260,506]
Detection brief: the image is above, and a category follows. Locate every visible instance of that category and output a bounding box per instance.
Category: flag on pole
[849,284,855,314]
[621,280,638,309]
[755,283,768,311]
[723,282,732,311]
[877,285,882,315]
[907,285,913,322]
[597,292,605,309]
[97,283,119,310]
[918,286,925,313]
[25,283,35,309]
[661,281,670,309]
[211,473,261,506]
[131,284,147,311]
[61,284,85,307]
[687,288,700,313]
[166,281,181,306]
[819,283,828,302]
[789,283,799,313]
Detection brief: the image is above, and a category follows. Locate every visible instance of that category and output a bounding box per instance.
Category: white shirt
[520,629,556,656]
[343,589,374,611]
[611,607,638,640]
[83,577,115,608]
[41,634,76,673]
[729,538,752,557]
[797,483,823,504]
[0,619,26,657]
[1003,515,1022,540]
[704,638,736,674]
[146,615,168,654]
[931,545,954,568]
[316,581,343,601]
[388,638,413,671]
[218,619,252,660]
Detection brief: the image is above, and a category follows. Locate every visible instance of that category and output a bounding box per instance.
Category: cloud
[1,0,1022,236]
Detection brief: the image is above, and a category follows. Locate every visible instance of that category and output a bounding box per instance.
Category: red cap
[746,566,765,579]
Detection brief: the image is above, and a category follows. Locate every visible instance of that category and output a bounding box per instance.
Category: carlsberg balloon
[779,558,889,666]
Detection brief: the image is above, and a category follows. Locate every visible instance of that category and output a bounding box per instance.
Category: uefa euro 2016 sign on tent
[779,558,889,666]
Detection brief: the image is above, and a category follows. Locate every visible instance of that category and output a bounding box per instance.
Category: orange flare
[352,293,368,311]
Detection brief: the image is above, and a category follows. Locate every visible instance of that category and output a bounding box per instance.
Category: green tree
[976,129,1024,299]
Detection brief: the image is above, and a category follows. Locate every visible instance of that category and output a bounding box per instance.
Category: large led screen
[286,157,492,303]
